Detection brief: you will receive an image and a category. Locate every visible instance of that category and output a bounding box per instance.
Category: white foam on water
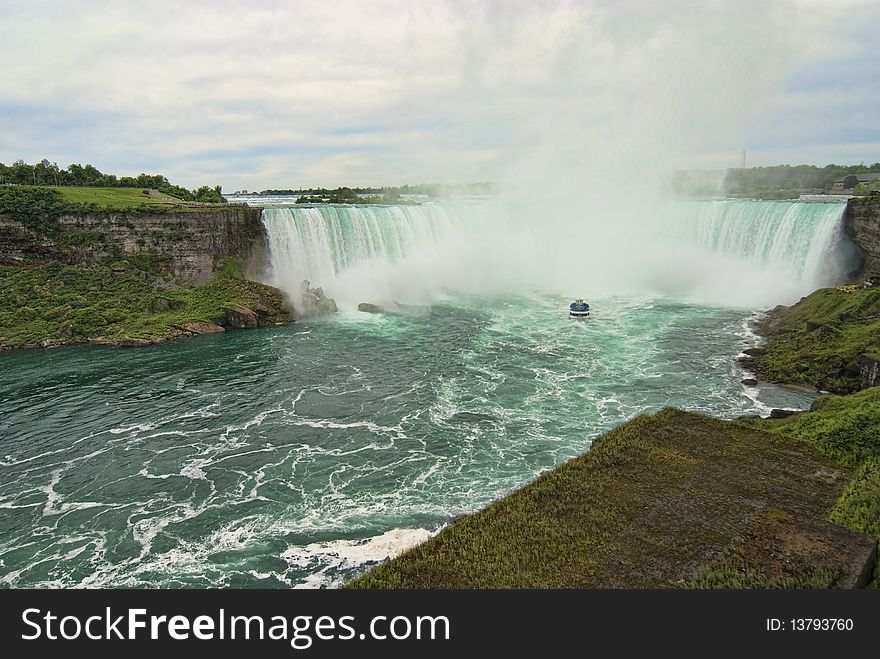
[282,528,435,588]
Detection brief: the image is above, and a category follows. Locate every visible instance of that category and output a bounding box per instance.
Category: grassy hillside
[743,285,880,392]
[349,406,876,589]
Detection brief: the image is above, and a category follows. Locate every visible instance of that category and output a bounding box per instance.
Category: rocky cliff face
[844,196,880,279]
[0,204,307,349]
[861,355,880,389]
[0,205,268,282]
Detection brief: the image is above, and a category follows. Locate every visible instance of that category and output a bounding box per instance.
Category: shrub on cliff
[0,186,70,233]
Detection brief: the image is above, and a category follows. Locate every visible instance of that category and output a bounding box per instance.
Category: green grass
[0,256,290,347]
[53,186,181,209]
[348,408,871,589]
[744,285,880,392]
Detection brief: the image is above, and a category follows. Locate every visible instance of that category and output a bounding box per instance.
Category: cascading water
[261,201,497,311]
[261,198,854,309]
[651,199,855,300]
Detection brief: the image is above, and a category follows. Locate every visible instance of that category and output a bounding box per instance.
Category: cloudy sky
[1,0,878,190]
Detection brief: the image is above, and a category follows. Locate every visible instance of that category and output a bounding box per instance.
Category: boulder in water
[219,305,259,329]
[741,378,758,386]
[297,280,338,318]
[358,302,384,314]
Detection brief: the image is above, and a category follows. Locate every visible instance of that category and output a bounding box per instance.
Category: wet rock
[219,305,258,329]
[742,348,765,357]
[741,378,759,386]
[297,280,338,318]
[181,321,225,335]
[57,321,73,339]
[860,354,880,389]
[768,408,800,419]
[358,302,385,313]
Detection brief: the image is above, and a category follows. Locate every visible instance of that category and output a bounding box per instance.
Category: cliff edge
[349,404,878,589]
[0,198,294,349]
[844,196,880,279]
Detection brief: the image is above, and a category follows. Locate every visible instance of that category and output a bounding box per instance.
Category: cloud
[0,0,877,188]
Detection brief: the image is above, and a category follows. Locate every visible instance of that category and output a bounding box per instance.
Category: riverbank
[349,401,877,588]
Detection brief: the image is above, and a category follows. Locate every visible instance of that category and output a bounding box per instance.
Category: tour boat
[569,299,590,319]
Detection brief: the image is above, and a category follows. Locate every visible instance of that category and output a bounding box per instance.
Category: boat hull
[569,310,590,319]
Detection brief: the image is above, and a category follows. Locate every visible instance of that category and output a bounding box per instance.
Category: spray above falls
[260,198,856,311]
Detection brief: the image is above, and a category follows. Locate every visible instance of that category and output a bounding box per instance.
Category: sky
[0,0,878,190]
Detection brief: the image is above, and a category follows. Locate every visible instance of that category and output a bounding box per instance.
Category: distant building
[832,172,880,190]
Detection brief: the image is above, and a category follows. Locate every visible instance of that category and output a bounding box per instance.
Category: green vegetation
[742,285,880,393]
[0,186,235,237]
[296,187,368,204]
[0,186,81,232]
[294,187,407,205]
[0,159,226,203]
[0,256,289,348]
[349,407,873,589]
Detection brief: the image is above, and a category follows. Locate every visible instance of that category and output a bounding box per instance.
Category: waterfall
[260,198,855,309]
[260,201,494,308]
[654,199,853,293]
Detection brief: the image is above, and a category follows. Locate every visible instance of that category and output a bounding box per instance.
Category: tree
[842,175,859,189]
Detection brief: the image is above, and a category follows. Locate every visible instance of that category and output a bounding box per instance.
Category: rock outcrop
[844,196,880,279]
[357,302,384,313]
[860,354,880,389]
[0,204,296,350]
[297,280,338,318]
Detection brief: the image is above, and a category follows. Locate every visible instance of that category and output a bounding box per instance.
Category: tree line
[672,163,880,197]
[248,182,498,197]
[0,159,225,204]
[723,163,880,194]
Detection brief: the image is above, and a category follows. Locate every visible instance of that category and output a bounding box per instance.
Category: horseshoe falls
[261,199,854,309]
[0,197,855,588]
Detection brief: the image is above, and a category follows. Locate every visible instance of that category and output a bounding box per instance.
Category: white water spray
[261,198,855,310]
